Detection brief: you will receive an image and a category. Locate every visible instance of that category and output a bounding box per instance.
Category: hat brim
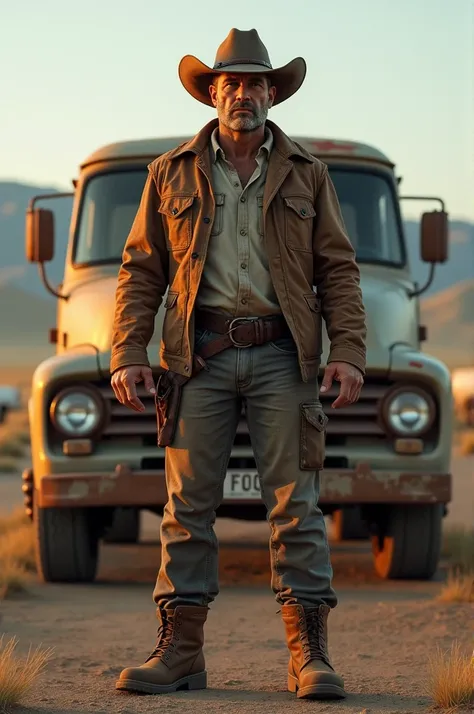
[178,55,307,107]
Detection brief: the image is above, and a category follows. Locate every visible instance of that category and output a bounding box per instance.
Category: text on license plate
[224,471,261,500]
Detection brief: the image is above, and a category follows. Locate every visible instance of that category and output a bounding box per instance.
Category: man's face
[209,73,276,132]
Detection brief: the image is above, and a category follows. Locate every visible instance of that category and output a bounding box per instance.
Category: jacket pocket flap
[159,195,194,218]
[304,293,321,313]
[164,291,178,309]
[284,197,316,219]
[302,404,328,431]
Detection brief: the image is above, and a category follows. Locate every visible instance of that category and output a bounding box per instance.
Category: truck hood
[62,270,417,375]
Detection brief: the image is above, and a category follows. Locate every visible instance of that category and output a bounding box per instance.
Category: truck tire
[103,508,141,544]
[34,497,99,583]
[372,504,443,580]
[331,507,370,541]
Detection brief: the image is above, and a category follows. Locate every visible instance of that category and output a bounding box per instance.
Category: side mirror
[420,210,449,264]
[25,208,55,263]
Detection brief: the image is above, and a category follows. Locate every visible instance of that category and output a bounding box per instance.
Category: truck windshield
[73,167,404,266]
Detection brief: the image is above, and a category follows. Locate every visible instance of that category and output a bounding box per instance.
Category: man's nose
[235,82,251,101]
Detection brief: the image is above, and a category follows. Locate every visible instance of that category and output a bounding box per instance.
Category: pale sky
[1,0,473,221]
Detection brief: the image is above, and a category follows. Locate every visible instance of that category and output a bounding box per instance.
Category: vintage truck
[23,134,453,583]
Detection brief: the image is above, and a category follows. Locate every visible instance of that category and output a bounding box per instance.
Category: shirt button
[203,217,211,224]
[191,252,199,259]
[234,182,239,188]
[241,298,247,305]
[241,263,247,269]
[240,196,246,203]
[240,229,247,236]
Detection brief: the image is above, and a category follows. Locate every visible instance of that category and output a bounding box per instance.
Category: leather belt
[192,311,293,374]
[195,311,291,347]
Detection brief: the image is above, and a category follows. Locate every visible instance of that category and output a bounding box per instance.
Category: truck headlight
[50,387,105,437]
[382,386,435,437]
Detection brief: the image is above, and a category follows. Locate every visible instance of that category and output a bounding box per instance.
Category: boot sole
[116,670,207,694]
[288,674,346,700]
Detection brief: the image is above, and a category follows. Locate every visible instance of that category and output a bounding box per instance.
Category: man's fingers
[320,365,336,394]
[123,377,145,412]
[141,368,156,395]
[331,378,352,409]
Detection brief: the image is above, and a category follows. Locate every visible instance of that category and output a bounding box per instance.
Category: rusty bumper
[37,463,451,508]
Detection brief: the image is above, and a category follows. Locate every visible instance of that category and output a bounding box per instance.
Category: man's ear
[268,84,276,108]
[209,80,218,107]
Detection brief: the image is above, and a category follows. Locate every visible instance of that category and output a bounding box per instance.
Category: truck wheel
[103,508,141,544]
[331,507,370,541]
[372,504,443,580]
[34,497,99,583]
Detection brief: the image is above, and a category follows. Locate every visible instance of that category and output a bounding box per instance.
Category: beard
[218,100,269,132]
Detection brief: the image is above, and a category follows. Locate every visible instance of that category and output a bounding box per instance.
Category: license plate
[224,470,261,500]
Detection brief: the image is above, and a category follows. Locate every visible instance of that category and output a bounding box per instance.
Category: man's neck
[217,123,266,162]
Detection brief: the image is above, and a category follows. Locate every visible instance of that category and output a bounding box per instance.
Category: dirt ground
[0,449,473,714]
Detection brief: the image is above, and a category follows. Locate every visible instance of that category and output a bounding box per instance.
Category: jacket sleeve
[312,165,367,375]
[110,167,168,374]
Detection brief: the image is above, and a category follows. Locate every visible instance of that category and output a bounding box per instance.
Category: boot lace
[301,609,331,666]
[146,613,175,661]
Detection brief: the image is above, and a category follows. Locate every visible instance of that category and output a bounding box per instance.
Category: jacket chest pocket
[159,195,195,251]
[283,196,316,253]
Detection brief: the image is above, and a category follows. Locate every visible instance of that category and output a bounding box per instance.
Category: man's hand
[111,365,156,413]
[320,361,364,409]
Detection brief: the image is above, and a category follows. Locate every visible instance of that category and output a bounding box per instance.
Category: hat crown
[213,28,273,71]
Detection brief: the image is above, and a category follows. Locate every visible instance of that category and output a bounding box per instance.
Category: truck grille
[97,374,392,449]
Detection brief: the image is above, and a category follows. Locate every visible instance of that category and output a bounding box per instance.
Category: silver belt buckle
[228,317,254,348]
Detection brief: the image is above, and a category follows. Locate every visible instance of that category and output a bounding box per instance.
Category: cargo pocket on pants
[300,402,328,470]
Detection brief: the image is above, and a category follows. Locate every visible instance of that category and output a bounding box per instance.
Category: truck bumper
[37,464,452,508]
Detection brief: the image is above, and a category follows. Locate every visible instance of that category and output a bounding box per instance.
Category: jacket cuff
[327,346,366,376]
[109,348,151,375]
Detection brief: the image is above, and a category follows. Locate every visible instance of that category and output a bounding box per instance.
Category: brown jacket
[110,118,367,380]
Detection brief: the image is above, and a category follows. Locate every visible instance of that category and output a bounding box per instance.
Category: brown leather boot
[116,605,208,694]
[281,604,345,700]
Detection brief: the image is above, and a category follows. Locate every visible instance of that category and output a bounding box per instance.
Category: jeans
[153,328,337,610]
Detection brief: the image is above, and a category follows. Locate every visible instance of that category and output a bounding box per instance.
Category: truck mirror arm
[407,263,435,299]
[38,262,69,301]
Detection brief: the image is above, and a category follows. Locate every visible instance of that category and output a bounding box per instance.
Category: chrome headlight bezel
[49,386,106,438]
[381,385,436,438]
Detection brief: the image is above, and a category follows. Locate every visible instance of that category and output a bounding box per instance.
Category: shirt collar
[211,126,273,164]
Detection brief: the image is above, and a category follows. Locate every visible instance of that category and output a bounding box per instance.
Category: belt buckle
[228,317,254,348]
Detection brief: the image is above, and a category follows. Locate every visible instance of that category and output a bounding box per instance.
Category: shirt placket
[221,153,264,317]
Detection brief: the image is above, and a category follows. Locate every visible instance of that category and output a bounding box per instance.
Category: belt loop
[255,319,263,345]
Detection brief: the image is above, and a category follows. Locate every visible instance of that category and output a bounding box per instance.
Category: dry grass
[442,526,474,574]
[0,509,35,600]
[0,635,53,712]
[438,571,474,603]
[426,641,474,712]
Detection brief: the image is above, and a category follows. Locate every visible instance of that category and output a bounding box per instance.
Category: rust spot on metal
[66,481,89,500]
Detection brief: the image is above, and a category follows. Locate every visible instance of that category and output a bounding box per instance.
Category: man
[110,28,366,700]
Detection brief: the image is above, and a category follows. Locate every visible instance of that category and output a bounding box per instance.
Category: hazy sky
[1,0,473,221]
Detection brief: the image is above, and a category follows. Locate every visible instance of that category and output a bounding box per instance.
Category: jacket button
[300,208,307,216]
[191,252,199,259]
[184,365,190,372]
[172,208,178,215]
[204,217,210,224]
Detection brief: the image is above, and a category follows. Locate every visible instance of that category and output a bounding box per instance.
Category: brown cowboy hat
[178,28,306,107]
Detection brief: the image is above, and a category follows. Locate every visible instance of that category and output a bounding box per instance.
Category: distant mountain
[420,279,474,368]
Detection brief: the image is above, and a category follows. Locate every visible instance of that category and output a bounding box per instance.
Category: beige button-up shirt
[195,127,282,318]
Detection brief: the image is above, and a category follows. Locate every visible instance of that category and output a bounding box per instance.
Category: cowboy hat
[178,28,306,107]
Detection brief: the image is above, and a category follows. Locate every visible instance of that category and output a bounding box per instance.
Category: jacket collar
[169,118,315,163]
